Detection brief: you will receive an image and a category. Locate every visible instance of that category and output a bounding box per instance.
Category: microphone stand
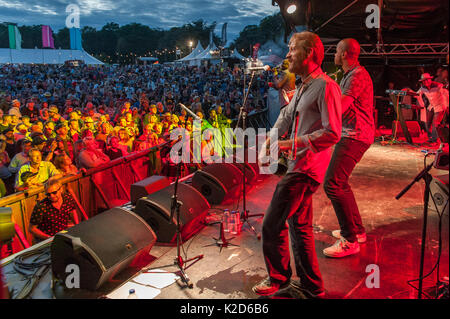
[396,160,434,299]
[169,149,203,289]
[235,70,264,239]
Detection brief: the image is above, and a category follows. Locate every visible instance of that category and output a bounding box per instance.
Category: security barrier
[0,145,164,250]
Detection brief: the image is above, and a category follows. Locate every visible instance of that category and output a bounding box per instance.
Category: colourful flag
[8,24,22,49]
[69,27,82,50]
[220,23,227,47]
[252,43,261,60]
[42,25,55,49]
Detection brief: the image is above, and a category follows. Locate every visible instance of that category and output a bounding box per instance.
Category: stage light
[287,4,297,14]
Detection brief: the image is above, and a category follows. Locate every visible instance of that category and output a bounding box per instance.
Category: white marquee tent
[177,41,204,62]
[0,48,104,65]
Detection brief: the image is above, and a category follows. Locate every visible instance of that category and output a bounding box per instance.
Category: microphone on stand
[179,103,201,121]
[245,65,271,72]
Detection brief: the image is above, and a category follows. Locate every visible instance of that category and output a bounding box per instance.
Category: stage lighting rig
[272,0,309,42]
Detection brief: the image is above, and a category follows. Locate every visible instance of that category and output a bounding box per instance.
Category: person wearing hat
[415,72,449,145]
[1,127,17,159]
[0,114,13,133]
[8,99,22,119]
[48,105,62,123]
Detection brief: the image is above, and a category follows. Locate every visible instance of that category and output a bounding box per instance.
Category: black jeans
[324,138,370,243]
[262,172,323,294]
[426,109,445,143]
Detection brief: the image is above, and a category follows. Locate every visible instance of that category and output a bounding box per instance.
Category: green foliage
[233,13,284,57]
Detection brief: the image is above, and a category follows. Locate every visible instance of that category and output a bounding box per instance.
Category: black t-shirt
[105,148,124,160]
[30,192,76,236]
[5,141,17,159]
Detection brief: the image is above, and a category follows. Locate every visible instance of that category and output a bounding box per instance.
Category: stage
[1,141,448,299]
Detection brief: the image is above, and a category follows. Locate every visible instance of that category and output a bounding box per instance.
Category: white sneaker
[332,229,367,243]
[323,237,360,258]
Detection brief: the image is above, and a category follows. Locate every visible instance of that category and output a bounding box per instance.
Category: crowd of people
[0,63,271,197]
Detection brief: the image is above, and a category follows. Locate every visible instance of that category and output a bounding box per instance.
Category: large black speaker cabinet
[191,163,243,205]
[51,207,156,291]
[134,183,210,244]
[130,175,171,205]
[231,162,257,183]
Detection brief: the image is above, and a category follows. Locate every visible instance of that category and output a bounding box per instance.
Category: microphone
[179,103,201,121]
[245,65,271,72]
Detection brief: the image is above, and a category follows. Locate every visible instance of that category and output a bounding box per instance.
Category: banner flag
[252,43,261,60]
[8,24,22,49]
[15,26,22,49]
[42,25,55,49]
[220,23,227,47]
[69,27,82,50]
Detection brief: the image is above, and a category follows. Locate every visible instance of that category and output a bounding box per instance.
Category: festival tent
[177,41,204,62]
[0,48,104,65]
[193,41,220,61]
[257,54,283,67]
[228,49,245,60]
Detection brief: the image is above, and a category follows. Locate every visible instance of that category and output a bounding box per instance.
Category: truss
[324,43,449,57]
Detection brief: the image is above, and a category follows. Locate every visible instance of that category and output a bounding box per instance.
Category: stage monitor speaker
[130,175,171,205]
[191,163,243,205]
[134,183,210,244]
[392,120,421,137]
[231,162,257,184]
[51,207,156,291]
[429,174,449,215]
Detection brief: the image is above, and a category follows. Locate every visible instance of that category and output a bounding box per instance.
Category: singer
[270,59,296,109]
[253,31,342,298]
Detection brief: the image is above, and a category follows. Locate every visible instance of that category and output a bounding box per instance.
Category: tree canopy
[0,14,284,64]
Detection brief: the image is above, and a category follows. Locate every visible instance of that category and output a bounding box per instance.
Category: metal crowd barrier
[0,145,164,249]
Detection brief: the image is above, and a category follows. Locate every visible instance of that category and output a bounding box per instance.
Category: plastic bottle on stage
[230,211,239,235]
[127,289,139,299]
[223,209,230,232]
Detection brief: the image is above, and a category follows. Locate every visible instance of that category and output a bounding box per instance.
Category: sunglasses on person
[46,187,61,196]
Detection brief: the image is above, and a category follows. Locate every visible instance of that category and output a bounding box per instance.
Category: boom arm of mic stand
[396,162,434,200]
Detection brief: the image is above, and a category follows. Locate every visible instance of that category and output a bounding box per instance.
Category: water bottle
[230,211,238,235]
[223,209,230,232]
[127,288,139,299]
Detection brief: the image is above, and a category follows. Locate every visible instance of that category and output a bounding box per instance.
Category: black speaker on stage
[191,163,243,205]
[51,207,156,291]
[130,175,171,205]
[134,183,210,244]
[231,162,257,183]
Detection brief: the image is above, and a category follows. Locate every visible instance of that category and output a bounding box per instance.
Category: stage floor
[148,141,449,299]
[2,141,448,299]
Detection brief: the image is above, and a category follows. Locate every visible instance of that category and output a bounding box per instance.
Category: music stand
[235,70,264,239]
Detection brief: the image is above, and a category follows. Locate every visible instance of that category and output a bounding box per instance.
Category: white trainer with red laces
[323,237,360,258]
[331,229,367,243]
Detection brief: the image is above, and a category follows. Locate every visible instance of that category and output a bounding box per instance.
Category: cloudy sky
[0,0,279,42]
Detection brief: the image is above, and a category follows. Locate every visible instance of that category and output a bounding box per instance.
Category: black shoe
[252,277,290,296]
[290,280,326,299]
